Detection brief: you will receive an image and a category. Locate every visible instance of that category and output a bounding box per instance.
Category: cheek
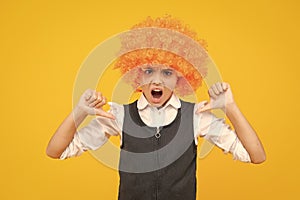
[139,73,152,85]
[164,77,178,90]
[141,84,151,96]
[140,84,147,91]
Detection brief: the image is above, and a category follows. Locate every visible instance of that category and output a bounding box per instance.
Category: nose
[151,71,163,84]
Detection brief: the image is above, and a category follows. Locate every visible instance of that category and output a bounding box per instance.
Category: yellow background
[1,0,299,199]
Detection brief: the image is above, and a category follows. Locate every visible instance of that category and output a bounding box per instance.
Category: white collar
[137,93,181,110]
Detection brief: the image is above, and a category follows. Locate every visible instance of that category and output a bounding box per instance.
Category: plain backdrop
[0,0,299,199]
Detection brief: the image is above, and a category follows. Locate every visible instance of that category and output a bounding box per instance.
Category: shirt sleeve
[60,102,124,160]
[193,102,251,162]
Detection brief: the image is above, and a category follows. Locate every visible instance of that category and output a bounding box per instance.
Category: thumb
[196,101,212,114]
[95,109,116,120]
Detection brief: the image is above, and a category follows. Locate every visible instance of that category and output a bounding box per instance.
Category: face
[139,65,179,107]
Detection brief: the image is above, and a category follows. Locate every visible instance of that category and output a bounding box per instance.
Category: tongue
[152,91,162,98]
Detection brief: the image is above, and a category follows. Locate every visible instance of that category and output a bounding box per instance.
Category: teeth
[153,89,161,92]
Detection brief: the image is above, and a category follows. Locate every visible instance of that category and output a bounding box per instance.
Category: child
[46,16,265,200]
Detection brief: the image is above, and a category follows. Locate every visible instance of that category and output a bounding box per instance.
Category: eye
[144,68,153,75]
[162,69,173,76]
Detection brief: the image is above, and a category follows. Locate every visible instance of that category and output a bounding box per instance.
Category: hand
[197,82,235,113]
[75,89,115,119]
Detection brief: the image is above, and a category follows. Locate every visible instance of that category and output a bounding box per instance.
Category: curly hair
[114,15,208,96]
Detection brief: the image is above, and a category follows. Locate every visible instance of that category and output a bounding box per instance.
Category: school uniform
[61,94,250,199]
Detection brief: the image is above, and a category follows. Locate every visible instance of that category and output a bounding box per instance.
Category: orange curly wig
[114,15,208,96]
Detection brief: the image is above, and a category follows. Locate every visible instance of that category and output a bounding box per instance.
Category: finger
[215,82,224,93]
[94,97,107,108]
[88,91,103,105]
[84,89,93,101]
[95,109,116,120]
[211,84,220,95]
[196,102,211,113]
[222,82,229,91]
[208,88,218,99]
[95,93,104,104]
[89,95,105,107]
[97,93,103,101]
[87,92,97,104]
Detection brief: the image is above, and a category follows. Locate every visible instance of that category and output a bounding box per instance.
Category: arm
[197,82,266,164]
[225,102,265,164]
[46,89,115,159]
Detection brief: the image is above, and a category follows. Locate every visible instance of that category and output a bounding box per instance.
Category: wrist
[224,101,238,114]
[73,106,88,124]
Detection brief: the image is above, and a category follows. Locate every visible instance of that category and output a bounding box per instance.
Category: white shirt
[60,94,251,162]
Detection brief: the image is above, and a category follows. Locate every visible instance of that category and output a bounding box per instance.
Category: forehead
[140,64,175,71]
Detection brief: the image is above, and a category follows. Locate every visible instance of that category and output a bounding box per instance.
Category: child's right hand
[75,89,115,120]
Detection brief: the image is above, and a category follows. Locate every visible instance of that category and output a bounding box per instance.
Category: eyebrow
[140,66,174,71]
[141,66,153,69]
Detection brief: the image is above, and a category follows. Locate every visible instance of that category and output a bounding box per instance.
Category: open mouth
[151,89,163,99]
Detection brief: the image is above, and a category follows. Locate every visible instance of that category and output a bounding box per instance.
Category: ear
[135,87,143,92]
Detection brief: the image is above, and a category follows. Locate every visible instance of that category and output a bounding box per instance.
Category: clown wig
[114,15,209,96]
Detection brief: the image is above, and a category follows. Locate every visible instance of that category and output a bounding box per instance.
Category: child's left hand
[196,82,235,113]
